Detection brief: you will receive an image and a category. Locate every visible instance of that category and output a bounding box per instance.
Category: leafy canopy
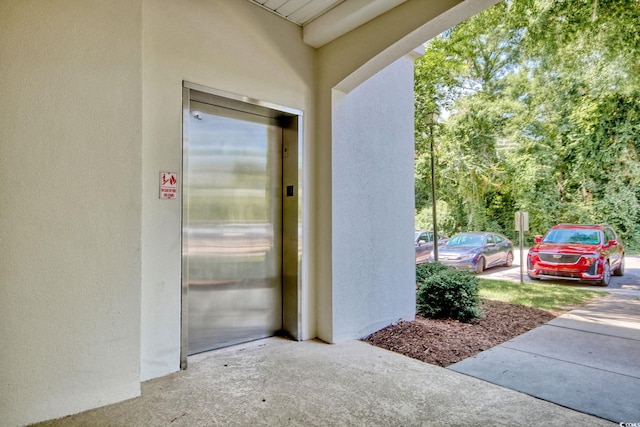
[415,0,640,249]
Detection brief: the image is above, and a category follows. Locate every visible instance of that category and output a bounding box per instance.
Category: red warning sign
[160,171,178,199]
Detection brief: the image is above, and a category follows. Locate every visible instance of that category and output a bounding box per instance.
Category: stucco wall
[0,1,143,426]
[331,54,418,342]
[0,1,502,424]
[313,0,500,342]
[140,0,316,381]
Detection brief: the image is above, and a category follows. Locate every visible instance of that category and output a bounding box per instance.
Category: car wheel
[613,256,625,277]
[504,251,514,267]
[475,256,485,274]
[598,261,611,286]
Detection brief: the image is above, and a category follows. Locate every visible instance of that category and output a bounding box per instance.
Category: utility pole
[428,112,439,261]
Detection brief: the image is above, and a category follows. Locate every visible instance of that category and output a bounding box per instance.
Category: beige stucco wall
[140,0,316,381]
[0,1,501,425]
[313,0,501,342]
[0,1,143,426]
[331,52,419,342]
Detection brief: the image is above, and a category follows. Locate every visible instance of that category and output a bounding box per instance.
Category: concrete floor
[33,256,640,426]
[34,338,614,426]
[451,293,640,423]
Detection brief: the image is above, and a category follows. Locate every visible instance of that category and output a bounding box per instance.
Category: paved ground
[35,338,615,427]
[450,293,640,423]
[451,252,640,424]
[35,254,638,426]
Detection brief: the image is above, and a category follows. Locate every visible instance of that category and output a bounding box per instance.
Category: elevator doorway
[181,83,302,366]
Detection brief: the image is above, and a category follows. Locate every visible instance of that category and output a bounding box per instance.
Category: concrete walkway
[35,337,614,427]
[34,258,640,426]
[450,293,640,424]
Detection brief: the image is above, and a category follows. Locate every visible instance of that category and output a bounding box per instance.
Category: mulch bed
[362,299,556,367]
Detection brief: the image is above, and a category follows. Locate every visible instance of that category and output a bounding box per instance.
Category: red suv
[527,224,624,286]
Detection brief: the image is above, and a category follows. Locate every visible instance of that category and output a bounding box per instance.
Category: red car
[527,223,624,286]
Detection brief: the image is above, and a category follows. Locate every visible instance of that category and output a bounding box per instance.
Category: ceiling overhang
[248,0,408,48]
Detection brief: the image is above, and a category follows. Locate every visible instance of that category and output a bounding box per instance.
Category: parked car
[431,231,514,273]
[527,223,624,286]
[415,230,448,264]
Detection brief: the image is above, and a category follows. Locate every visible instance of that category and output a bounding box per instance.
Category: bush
[416,261,450,284]
[416,262,482,322]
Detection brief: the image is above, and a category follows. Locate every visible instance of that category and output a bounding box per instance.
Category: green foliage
[415,261,451,284]
[416,263,482,322]
[415,200,458,237]
[414,0,640,250]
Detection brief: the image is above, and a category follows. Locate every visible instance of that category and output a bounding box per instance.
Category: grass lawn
[478,278,605,313]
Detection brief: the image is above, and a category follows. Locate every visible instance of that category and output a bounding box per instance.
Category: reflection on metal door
[184,98,283,355]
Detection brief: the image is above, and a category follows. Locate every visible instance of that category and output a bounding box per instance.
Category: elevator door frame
[181,81,303,369]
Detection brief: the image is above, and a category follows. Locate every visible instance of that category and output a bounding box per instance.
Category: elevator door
[184,99,283,355]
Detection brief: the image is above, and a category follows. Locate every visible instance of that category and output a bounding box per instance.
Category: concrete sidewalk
[35,337,614,427]
[450,293,640,424]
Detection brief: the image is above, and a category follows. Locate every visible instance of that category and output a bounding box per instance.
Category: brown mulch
[362,299,556,367]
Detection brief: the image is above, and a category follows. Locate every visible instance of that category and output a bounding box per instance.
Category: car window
[603,227,616,243]
[448,234,484,246]
[416,232,434,243]
[487,235,495,244]
[494,234,504,244]
[543,229,601,245]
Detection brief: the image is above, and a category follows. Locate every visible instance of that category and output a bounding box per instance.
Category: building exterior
[0,1,498,425]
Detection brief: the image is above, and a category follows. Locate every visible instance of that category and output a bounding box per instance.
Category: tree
[414,0,640,248]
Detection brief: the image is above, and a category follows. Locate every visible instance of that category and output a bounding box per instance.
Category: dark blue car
[430,232,514,273]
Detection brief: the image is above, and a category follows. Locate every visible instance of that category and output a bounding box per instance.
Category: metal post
[429,117,438,261]
[519,214,524,284]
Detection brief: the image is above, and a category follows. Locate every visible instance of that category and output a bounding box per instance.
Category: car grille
[540,270,582,279]
[539,253,581,264]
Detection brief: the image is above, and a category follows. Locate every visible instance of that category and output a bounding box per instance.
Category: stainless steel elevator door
[185,100,283,355]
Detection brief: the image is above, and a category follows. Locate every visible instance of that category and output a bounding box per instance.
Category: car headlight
[581,253,599,264]
[457,253,476,261]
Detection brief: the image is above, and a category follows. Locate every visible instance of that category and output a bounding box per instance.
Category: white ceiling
[248,0,408,48]
[249,0,345,26]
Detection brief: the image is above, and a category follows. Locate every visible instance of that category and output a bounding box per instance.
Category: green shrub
[416,263,482,322]
[416,261,450,284]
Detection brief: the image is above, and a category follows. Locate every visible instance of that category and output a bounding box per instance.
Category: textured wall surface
[140,0,315,381]
[0,1,143,426]
[0,0,499,424]
[331,55,418,342]
[312,0,501,342]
